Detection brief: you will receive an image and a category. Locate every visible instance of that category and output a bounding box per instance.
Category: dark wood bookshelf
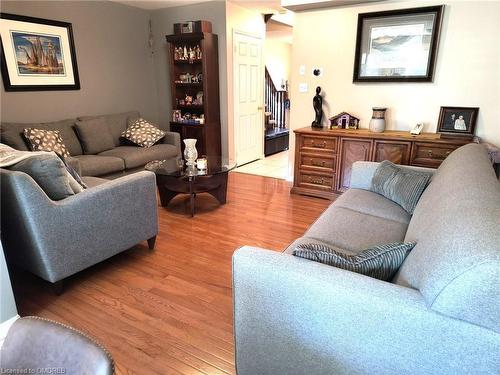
[166,31,221,168]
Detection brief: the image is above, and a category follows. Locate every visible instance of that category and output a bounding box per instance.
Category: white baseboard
[0,315,19,348]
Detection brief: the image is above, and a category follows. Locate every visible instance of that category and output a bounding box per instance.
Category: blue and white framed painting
[0,13,80,91]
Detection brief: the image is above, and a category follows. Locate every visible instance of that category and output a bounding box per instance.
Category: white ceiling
[111,0,284,12]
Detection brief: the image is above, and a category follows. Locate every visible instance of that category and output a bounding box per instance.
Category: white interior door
[233,31,263,166]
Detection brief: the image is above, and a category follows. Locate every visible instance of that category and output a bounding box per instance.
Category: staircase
[264,67,289,156]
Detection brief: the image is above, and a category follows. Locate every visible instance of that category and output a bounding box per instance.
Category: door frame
[232,29,265,165]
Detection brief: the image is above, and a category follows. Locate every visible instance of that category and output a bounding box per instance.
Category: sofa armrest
[163,131,181,153]
[350,161,435,190]
[233,246,499,375]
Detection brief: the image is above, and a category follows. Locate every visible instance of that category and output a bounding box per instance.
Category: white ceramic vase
[369,107,387,133]
[183,138,198,167]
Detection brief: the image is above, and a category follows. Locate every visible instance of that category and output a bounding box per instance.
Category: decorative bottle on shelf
[183,138,198,166]
[369,107,387,133]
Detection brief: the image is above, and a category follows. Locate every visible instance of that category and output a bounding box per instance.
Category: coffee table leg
[189,180,195,217]
[208,173,228,204]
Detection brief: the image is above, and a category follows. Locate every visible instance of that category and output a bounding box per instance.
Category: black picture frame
[437,106,479,137]
[353,5,444,83]
[0,12,80,91]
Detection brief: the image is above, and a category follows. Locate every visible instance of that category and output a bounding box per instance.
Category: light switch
[299,65,305,76]
[299,83,308,93]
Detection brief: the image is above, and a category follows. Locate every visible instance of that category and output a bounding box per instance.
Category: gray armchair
[0,169,158,293]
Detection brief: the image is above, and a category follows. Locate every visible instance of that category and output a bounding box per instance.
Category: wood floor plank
[11,173,331,374]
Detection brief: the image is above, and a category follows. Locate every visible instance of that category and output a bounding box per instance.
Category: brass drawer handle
[310,159,326,167]
[427,150,433,158]
[308,176,325,185]
[311,140,327,148]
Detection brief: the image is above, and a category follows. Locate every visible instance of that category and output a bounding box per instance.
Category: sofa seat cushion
[1,119,82,155]
[334,188,411,225]
[73,155,125,177]
[304,205,409,253]
[98,144,178,169]
[77,111,140,147]
[81,176,109,188]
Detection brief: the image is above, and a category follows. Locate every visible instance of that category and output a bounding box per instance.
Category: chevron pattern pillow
[293,242,416,281]
[371,160,431,214]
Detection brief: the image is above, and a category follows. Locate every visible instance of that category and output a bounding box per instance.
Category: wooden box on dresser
[291,127,470,199]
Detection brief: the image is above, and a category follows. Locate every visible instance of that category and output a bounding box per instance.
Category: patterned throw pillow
[293,242,416,281]
[121,118,166,148]
[371,160,431,214]
[23,128,70,158]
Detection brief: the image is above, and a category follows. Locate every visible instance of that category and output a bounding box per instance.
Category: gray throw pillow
[9,154,75,201]
[371,160,431,214]
[75,118,115,154]
[293,242,416,281]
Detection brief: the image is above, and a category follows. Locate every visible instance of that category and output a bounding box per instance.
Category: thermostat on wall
[312,67,323,77]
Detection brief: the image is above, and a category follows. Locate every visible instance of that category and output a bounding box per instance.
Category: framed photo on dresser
[437,106,479,137]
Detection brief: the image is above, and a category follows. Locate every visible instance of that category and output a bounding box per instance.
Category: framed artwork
[437,106,479,137]
[0,13,80,91]
[353,6,444,82]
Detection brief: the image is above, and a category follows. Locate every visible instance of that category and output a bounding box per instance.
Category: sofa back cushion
[75,118,115,154]
[394,144,500,332]
[1,119,82,156]
[77,111,140,147]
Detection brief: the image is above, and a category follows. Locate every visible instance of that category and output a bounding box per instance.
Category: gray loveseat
[0,111,181,178]
[233,144,500,374]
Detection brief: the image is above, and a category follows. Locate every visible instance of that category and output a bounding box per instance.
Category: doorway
[234,15,292,180]
[233,30,264,166]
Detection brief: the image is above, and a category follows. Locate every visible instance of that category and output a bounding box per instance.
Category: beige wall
[289,0,500,171]
[264,36,292,88]
[225,2,266,162]
[151,1,228,157]
[0,1,158,123]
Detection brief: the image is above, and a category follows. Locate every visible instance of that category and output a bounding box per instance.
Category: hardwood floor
[10,173,331,375]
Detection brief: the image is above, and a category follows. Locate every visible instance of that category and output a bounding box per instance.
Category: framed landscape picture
[437,106,479,137]
[0,13,80,91]
[353,6,444,82]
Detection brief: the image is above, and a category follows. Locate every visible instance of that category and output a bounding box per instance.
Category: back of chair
[0,169,55,280]
[0,316,114,374]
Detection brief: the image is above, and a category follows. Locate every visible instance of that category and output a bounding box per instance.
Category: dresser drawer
[300,154,336,172]
[298,171,334,190]
[301,136,337,152]
[410,142,459,168]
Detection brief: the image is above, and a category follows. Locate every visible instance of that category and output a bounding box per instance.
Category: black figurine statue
[311,86,323,128]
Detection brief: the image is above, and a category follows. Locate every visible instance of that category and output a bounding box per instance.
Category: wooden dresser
[291,127,470,199]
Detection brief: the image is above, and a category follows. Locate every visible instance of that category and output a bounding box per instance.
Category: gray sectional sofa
[233,143,500,374]
[0,111,181,178]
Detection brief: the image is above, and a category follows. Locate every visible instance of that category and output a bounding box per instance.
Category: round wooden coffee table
[146,159,236,217]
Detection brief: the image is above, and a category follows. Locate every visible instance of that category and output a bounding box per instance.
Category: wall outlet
[299,65,305,76]
[299,83,308,93]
